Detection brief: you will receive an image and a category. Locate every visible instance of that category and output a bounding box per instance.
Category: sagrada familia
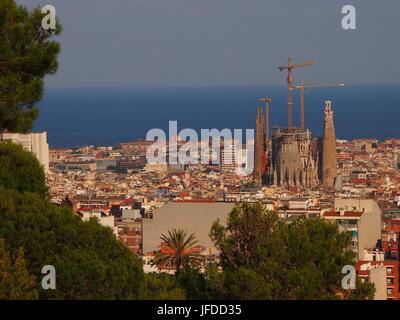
[253,59,339,190]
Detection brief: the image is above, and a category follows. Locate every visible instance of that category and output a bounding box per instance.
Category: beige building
[142,201,236,255]
[369,265,388,300]
[0,131,49,173]
[357,250,388,300]
[322,198,382,260]
[61,161,97,172]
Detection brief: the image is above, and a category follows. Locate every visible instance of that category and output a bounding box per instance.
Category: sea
[33,85,400,148]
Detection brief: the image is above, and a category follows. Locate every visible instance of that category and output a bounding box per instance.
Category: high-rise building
[0,131,49,173]
[221,141,238,173]
[321,100,338,187]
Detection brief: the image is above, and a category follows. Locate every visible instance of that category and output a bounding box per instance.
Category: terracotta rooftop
[173,199,216,203]
[323,210,363,218]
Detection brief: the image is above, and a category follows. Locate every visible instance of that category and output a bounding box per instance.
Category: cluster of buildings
[3,133,400,301]
[2,59,400,300]
[38,131,400,299]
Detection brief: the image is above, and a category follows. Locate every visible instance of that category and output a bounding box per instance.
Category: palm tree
[152,229,205,277]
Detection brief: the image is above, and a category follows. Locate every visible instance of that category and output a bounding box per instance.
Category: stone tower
[322,100,337,188]
[271,127,319,188]
[254,106,266,187]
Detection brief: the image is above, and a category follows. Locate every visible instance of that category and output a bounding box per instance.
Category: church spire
[254,106,266,187]
[322,100,338,188]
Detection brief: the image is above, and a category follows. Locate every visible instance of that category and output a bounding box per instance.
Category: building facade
[0,131,49,173]
[142,202,236,255]
[328,198,382,260]
[356,249,399,300]
[271,127,319,188]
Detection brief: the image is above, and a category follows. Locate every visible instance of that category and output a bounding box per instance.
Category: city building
[322,198,382,260]
[0,131,49,173]
[77,209,118,236]
[142,201,236,255]
[220,142,237,173]
[56,161,97,172]
[356,249,399,300]
[116,219,142,254]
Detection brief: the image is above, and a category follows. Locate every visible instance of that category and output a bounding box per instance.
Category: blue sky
[19,0,400,87]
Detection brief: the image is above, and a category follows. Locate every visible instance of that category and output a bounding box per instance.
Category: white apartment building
[322,198,382,260]
[220,143,249,174]
[77,209,118,237]
[0,131,49,173]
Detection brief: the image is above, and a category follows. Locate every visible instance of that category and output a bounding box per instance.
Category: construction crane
[259,97,272,146]
[278,58,315,130]
[294,82,345,130]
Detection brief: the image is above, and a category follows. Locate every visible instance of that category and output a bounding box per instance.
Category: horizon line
[43,83,400,90]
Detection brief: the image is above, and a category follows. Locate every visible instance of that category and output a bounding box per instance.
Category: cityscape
[1,0,400,308]
[4,57,399,300]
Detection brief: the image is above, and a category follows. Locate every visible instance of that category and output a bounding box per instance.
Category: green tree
[144,273,186,300]
[0,238,38,300]
[223,267,272,300]
[0,1,150,301]
[0,186,146,299]
[175,263,226,300]
[152,229,205,278]
[210,203,375,300]
[343,278,375,300]
[276,217,356,299]
[210,203,283,271]
[0,142,48,197]
[0,0,61,132]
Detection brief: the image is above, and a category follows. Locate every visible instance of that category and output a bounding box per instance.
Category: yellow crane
[279,58,315,130]
[294,82,345,130]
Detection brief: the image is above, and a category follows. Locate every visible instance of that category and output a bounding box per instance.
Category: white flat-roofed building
[0,131,49,173]
[77,209,117,237]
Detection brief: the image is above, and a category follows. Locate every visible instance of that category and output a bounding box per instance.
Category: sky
[19,0,400,87]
